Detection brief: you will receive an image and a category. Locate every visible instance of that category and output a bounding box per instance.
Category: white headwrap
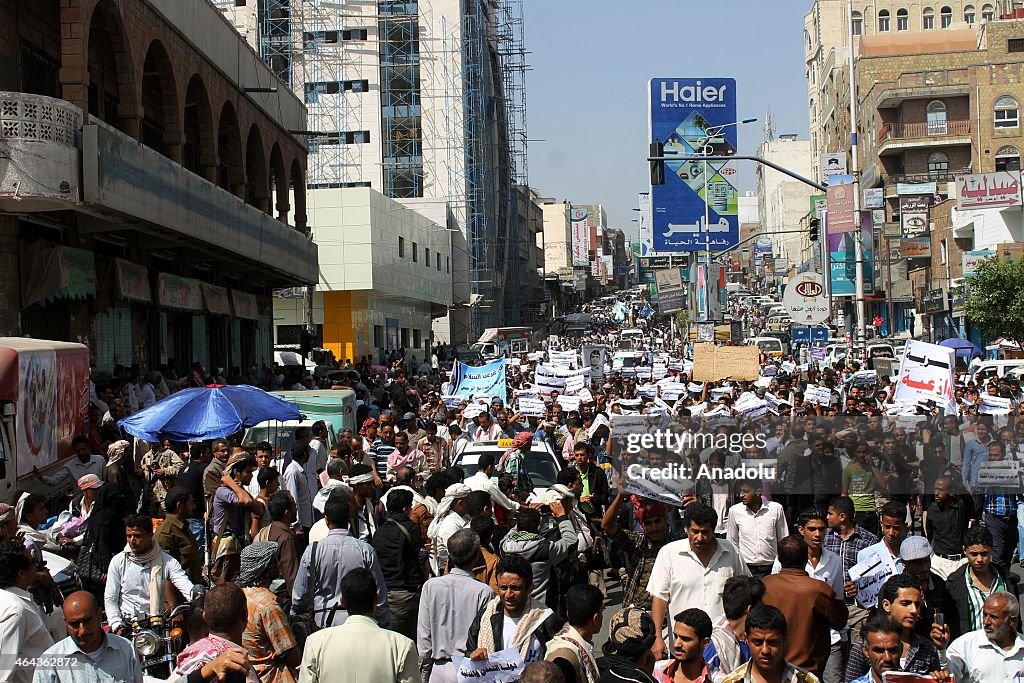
[427,483,471,539]
[313,479,353,514]
[107,440,130,465]
[348,472,375,486]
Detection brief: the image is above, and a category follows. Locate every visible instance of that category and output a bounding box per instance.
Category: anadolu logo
[795,281,824,297]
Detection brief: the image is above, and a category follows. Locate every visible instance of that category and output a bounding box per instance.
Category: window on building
[940,239,948,265]
[342,29,369,41]
[413,329,422,349]
[1009,38,1024,52]
[927,152,949,179]
[412,242,418,262]
[19,42,60,98]
[897,8,909,30]
[926,100,948,134]
[941,6,953,27]
[983,4,995,21]
[879,9,891,31]
[425,247,430,267]
[401,328,409,348]
[852,11,863,35]
[374,325,384,349]
[996,95,1020,128]
[965,5,976,23]
[805,30,812,51]
[345,131,370,144]
[399,236,405,257]
[996,145,1021,171]
[436,253,441,271]
[345,80,369,93]
[924,7,935,28]
[446,257,450,273]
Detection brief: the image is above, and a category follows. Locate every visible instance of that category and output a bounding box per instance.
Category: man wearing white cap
[899,535,953,647]
[427,483,472,575]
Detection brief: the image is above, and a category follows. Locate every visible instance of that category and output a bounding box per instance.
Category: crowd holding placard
[0,295,1023,683]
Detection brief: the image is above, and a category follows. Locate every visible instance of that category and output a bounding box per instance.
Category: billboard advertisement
[649,78,738,252]
[826,184,856,234]
[829,211,874,297]
[654,268,686,314]
[570,207,590,267]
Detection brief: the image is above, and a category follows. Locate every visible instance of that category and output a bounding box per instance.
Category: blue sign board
[810,327,829,344]
[791,327,810,343]
[649,78,739,253]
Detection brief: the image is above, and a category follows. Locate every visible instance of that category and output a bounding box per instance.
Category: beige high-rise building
[804,0,988,180]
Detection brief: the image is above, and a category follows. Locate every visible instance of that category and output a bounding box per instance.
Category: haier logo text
[660,80,728,104]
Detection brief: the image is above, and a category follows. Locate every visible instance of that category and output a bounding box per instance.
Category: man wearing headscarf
[0,503,16,542]
[104,439,134,492]
[238,542,300,683]
[600,487,677,611]
[427,483,472,575]
[497,430,534,491]
[595,608,659,683]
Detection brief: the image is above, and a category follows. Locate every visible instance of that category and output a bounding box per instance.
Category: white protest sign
[442,395,464,408]
[564,373,587,395]
[517,397,547,417]
[976,460,1020,488]
[577,387,595,403]
[805,386,833,406]
[463,404,485,419]
[765,393,786,415]
[535,364,580,396]
[980,395,1013,415]
[660,383,687,402]
[454,648,524,683]
[892,339,956,411]
[547,350,578,368]
[852,370,878,387]
[557,395,581,412]
[850,551,899,608]
[588,413,610,438]
[781,361,796,375]
[622,469,691,507]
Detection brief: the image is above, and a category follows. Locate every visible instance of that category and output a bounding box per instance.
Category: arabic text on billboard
[649,78,738,253]
[571,207,590,267]
[955,172,1023,210]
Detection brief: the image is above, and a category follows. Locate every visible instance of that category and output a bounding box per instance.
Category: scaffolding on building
[379,2,424,198]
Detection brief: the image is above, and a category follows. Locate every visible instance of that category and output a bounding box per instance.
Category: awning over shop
[21,241,97,308]
[201,283,231,316]
[115,258,152,303]
[232,290,260,320]
[157,273,203,312]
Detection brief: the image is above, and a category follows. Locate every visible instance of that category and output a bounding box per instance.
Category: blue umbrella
[118,384,301,442]
[938,337,981,358]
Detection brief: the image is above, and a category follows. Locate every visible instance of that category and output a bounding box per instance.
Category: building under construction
[214,0,543,350]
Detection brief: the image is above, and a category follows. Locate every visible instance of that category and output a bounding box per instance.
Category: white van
[747,336,784,358]
[967,359,1024,384]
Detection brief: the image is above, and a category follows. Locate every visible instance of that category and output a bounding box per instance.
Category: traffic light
[650,142,665,186]
[808,218,820,242]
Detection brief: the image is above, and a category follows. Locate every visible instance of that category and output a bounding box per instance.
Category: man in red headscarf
[600,483,678,611]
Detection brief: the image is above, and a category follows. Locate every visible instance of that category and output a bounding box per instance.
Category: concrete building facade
[755,135,815,267]
[0,0,315,373]
[217,0,535,350]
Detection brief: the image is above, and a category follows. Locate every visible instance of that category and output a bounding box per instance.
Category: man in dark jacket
[372,488,426,640]
[571,442,609,520]
[387,370,416,416]
[501,506,578,605]
[466,554,566,664]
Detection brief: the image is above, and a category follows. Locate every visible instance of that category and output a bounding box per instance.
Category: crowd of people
[0,295,1023,683]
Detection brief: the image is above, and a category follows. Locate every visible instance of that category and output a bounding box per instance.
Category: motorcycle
[129,586,206,679]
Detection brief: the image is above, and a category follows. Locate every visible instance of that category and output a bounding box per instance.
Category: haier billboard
[649,77,739,253]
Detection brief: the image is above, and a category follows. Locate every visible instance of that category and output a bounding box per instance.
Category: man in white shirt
[282,442,314,535]
[32,436,105,504]
[855,500,907,609]
[947,591,1024,683]
[647,503,751,661]
[309,421,330,475]
[726,479,789,578]
[465,453,519,513]
[0,540,54,683]
[103,515,195,635]
[470,411,503,442]
[427,483,472,575]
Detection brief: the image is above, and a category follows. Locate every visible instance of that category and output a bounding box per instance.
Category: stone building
[0,0,315,373]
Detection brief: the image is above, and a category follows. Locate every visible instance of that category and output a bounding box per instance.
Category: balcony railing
[878,119,971,144]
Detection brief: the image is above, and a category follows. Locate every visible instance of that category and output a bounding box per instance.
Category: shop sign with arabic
[955,171,1023,210]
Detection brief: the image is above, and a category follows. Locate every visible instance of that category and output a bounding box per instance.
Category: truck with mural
[0,338,91,504]
[471,327,534,360]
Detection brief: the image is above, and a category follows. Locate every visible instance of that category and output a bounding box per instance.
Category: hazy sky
[524,0,811,239]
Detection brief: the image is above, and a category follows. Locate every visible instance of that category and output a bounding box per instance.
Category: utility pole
[848,0,867,346]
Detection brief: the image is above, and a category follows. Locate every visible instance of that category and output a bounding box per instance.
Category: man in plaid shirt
[601,488,677,611]
[973,440,1019,571]
[824,496,878,636]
